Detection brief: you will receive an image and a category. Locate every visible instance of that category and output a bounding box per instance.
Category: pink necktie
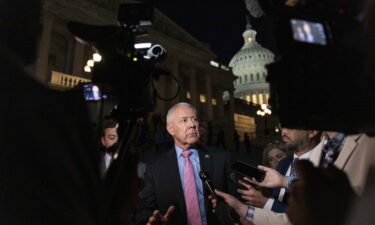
[181,150,203,225]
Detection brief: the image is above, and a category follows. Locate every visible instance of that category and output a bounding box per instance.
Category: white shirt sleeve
[263,198,275,210]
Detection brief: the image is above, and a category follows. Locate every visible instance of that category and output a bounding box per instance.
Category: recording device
[199,171,217,199]
[68,2,176,119]
[67,3,179,221]
[199,171,240,224]
[290,19,327,45]
[230,161,265,182]
[256,0,375,133]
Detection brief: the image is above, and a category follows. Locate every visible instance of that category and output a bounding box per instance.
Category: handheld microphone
[200,171,240,224]
[199,171,217,199]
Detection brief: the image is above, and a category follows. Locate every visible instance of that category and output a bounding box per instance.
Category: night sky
[153,1,277,65]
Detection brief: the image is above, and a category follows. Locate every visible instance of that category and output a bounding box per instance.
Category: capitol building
[228,18,276,141]
[229,19,274,105]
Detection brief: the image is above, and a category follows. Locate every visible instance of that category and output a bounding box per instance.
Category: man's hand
[238,179,268,207]
[146,205,175,225]
[286,160,356,225]
[212,189,248,218]
[244,165,288,189]
[209,190,255,225]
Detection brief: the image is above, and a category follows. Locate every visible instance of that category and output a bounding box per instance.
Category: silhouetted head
[0,0,43,65]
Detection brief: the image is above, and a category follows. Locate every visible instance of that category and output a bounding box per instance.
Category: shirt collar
[293,142,321,160]
[175,145,199,158]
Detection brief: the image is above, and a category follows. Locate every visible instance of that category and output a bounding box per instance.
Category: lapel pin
[205,154,210,159]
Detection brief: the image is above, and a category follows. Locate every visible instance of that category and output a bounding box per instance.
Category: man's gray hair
[166,102,197,124]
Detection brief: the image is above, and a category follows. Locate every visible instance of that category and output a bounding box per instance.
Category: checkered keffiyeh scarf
[321,133,346,168]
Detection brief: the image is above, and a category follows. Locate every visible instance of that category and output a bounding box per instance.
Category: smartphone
[230,161,265,182]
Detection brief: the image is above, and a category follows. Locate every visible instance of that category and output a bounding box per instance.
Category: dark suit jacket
[0,55,104,225]
[271,156,293,213]
[135,145,235,225]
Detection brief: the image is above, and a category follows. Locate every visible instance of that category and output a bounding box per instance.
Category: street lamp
[257,104,272,135]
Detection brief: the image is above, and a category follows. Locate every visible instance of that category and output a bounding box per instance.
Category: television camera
[68,3,178,121]
[67,3,180,224]
[257,0,375,134]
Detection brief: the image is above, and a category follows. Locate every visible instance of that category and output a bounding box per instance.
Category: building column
[189,66,198,108]
[72,42,85,76]
[263,91,267,105]
[35,14,53,84]
[229,89,235,116]
[169,57,180,104]
[205,72,213,120]
[218,88,225,118]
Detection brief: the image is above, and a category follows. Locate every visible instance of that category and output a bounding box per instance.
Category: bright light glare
[210,60,219,67]
[134,43,152,49]
[93,53,102,62]
[84,65,91,72]
[87,59,94,67]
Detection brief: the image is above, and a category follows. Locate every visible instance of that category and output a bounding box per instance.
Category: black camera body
[260,0,375,133]
[68,3,168,119]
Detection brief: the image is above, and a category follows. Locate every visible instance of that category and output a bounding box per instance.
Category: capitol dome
[229,19,274,105]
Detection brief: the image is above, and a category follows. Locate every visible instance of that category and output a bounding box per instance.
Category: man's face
[281,128,309,152]
[101,127,119,148]
[167,105,200,149]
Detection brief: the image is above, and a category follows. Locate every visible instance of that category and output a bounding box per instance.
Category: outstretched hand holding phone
[243,165,288,189]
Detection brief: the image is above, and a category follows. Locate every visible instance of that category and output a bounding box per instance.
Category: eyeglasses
[175,117,199,126]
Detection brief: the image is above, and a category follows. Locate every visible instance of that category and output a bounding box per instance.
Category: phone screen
[230,161,265,182]
[84,84,101,101]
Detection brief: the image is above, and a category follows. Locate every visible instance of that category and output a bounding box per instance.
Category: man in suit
[212,132,375,225]
[237,129,322,213]
[136,102,234,225]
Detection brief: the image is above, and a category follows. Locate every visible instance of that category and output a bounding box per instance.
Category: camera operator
[99,118,119,175]
[0,0,108,224]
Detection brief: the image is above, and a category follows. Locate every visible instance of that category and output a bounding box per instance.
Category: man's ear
[309,130,320,139]
[167,123,174,136]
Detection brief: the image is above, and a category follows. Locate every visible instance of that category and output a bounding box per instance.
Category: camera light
[134,42,152,49]
[84,65,91,72]
[87,59,94,67]
[93,53,102,62]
